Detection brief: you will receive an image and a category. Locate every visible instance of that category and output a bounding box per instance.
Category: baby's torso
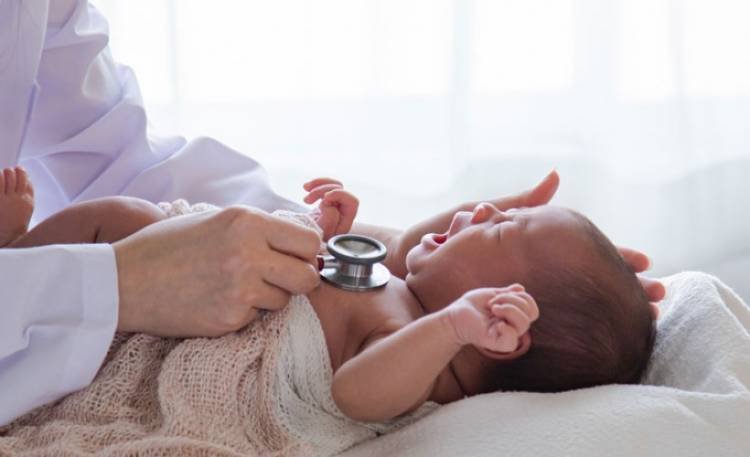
[306,276,424,373]
[159,202,422,375]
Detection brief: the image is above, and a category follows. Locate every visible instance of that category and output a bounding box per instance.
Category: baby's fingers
[304,183,343,204]
[498,283,526,294]
[321,189,359,234]
[491,321,521,353]
[315,205,341,241]
[489,291,539,322]
[491,304,531,335]
[303,178,343,192]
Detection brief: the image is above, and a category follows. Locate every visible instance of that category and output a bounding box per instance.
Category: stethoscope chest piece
[318,234,390,292]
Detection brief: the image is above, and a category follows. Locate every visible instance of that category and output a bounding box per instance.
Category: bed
[341,271,750,457]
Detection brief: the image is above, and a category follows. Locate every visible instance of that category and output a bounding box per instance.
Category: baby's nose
[448,211,473,236]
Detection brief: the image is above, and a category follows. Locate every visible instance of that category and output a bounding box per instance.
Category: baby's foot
[0,166,35,247]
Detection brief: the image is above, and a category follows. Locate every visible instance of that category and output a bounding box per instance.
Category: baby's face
[405,203,598,396]
[405,203,591,314]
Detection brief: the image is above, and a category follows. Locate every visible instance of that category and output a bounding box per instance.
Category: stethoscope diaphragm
[317,234,390,292]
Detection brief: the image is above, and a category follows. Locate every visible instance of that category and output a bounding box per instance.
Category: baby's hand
[303,178,359,241]
[446,285,539,353]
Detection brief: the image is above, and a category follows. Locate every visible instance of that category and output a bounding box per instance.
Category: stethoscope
[316,234,390,292]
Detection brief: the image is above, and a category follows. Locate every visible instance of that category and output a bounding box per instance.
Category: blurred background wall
[92,0,750,300]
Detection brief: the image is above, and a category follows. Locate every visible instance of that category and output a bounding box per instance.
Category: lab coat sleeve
[0,244,119,427]
[16,0,305,225]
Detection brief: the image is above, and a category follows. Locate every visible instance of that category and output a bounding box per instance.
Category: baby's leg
[9,197,167,248]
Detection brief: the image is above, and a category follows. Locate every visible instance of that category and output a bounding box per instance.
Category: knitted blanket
[0,202,435,456]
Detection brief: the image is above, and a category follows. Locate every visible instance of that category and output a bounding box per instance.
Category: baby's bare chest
[306,278,423,372]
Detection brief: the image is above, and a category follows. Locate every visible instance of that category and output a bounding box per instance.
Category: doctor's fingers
[250,281,292,311]
[262,215,321,262]
[617,246,650,273]
[259,249,320,295]
[639,276,666,303]
[489,170,559,212]
[219,207,320,262]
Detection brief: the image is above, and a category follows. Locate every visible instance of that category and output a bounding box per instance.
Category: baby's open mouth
[432,233,447,245]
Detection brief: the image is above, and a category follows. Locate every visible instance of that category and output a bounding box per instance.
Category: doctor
[0,0,326,426]
[0,0,666,427]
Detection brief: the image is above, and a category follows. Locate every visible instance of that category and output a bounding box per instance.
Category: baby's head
[405,203,657,394]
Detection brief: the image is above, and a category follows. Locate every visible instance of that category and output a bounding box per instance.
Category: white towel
[341,272,750,457]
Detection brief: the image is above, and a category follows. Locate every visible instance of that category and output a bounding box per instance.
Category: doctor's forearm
[0,245,119,426]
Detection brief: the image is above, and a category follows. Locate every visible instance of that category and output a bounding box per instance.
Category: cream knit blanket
[0,202,435,456]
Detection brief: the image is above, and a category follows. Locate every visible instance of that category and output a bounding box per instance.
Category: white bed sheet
[341,272,750,457]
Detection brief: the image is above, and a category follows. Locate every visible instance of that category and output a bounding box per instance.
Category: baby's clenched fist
[445,285,539,354]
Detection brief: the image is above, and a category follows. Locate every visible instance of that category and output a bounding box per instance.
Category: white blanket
[341,272,750,457]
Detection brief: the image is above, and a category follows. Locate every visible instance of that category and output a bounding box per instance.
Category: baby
[0,166,657,424]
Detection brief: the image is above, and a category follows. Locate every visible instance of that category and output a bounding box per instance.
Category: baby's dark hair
[487,212,656,392]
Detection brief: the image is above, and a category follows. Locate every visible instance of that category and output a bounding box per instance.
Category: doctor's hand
[383,169,666,306]
[113,206,321,337]
[385,170,560,278]
[617,246,666,315]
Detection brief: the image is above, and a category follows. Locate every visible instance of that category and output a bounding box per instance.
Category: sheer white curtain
[92,0,750,297]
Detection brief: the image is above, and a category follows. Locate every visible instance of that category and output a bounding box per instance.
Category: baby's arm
[332,303,461,422]
[331,285,539,422]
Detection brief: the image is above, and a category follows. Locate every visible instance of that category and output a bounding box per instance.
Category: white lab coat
[0,0,303,426]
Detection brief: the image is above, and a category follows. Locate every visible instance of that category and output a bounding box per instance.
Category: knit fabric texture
[0,201,436,456]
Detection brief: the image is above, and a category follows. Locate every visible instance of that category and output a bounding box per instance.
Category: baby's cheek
[404,244,424,274]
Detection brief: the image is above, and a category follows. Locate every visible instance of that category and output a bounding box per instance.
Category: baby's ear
[478,332,532,361]
[650,303,660,321]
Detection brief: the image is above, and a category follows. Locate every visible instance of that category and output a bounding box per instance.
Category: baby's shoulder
[308,279,420,370]
[351,282,426,347]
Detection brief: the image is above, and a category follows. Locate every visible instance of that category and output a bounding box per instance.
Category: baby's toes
[3,168,16,194]
[14,167,33,197]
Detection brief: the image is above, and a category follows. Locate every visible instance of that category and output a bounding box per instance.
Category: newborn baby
[305,183,658,421]
[0,167,657,426]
